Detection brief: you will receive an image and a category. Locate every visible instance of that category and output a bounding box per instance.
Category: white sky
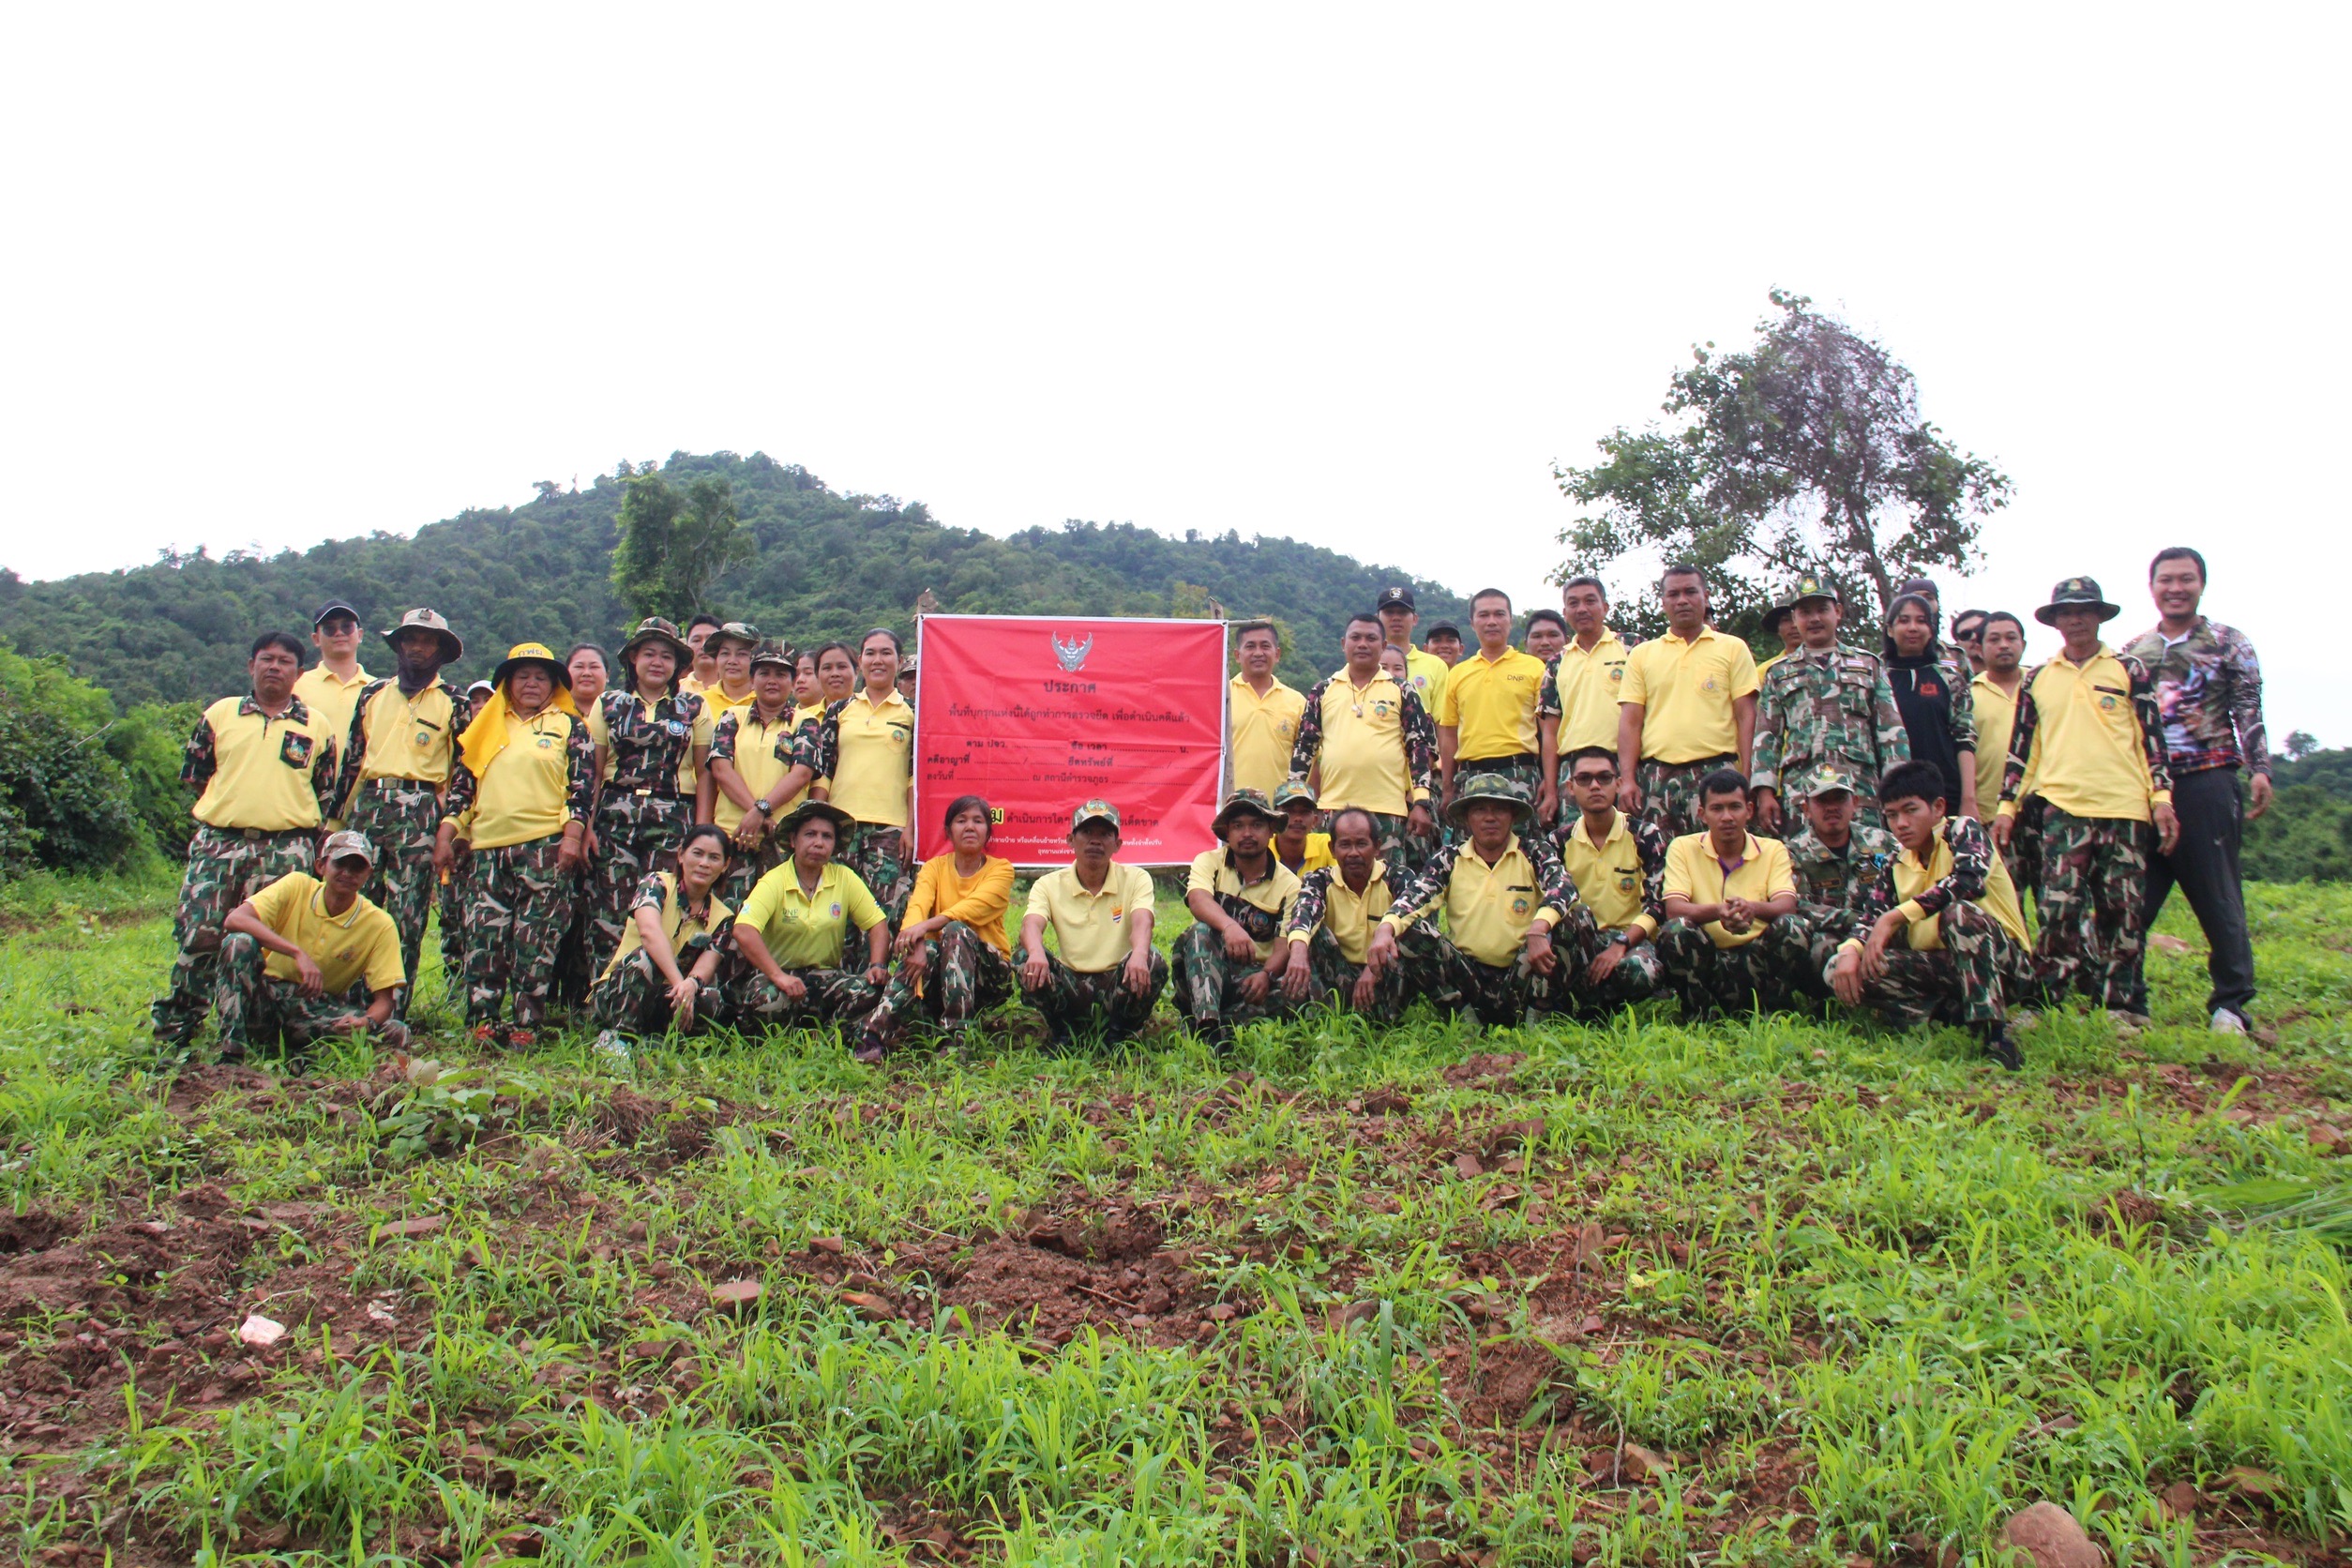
[4,5,2345,741]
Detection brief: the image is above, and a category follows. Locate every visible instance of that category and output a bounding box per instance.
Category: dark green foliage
[2245,747,2352,883]
[0,451,1466,703]
[0,641,176,876]
[609,468,751,622]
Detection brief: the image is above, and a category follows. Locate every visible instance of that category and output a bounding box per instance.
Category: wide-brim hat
[776,798,854,839]
[2034,576,2121,626]
[620,617,693,665]
[1213,788,1284,836]
[381,608,462,664]
[1446,774,1536,828]
[492,642,570,689]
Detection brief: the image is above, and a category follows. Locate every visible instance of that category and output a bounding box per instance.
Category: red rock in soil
[2159,1480,2199,1519]
[708,1279,761,1312]
[2001,1502,2104,1568]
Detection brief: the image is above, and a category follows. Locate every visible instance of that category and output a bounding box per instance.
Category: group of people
[148,543,2269,1071]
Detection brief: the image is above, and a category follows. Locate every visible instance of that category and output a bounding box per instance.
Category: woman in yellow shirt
[588,823,734,1043]
[436,644,594,1044]
[780,628,918,924]
[857,795,1017,1059]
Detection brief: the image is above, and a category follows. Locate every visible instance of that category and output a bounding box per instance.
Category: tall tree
[609,471,750,622]
[1554,290,2013,621]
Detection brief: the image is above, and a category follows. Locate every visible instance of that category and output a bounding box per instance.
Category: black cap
[313,599,361,626]
[1425,621,1462,640]
[1374,585,1417,611]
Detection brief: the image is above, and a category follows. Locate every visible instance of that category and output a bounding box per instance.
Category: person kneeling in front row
[588,823,736,1044]
[1829,760,2043,1071]
[858,794,1019,1058]
[1019,800,1168,1048]
[1174,789,1304,1049]
[1655,768,1809,1017]
[215,831,411,1060]
[1279,807,1407,1021]
[724,801,891,1045]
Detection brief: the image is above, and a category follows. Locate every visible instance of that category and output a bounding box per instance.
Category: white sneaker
[2209,1008,2249,1035]
[592,1030,632,1066]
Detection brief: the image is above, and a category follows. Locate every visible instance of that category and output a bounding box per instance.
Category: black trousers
[2146,765,2255,1018]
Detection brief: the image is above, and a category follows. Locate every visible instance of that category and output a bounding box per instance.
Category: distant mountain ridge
[0,451,1470,705]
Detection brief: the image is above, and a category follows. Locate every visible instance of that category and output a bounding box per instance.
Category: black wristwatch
[754,798,773,814]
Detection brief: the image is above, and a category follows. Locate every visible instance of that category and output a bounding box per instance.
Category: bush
[0,641,179,878]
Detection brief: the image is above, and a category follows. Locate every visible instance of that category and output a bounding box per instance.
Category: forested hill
[0,452,1470,705]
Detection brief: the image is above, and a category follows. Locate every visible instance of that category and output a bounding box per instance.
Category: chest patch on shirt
[279,731,313,768]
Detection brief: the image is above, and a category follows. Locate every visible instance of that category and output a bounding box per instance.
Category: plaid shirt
[2118,618,2269,777]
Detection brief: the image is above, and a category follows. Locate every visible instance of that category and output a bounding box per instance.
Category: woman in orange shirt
[856,795,1015,1060]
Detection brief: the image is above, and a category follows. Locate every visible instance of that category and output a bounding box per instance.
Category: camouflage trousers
[436,864,470,985]
[1023,952,1169,1043]
[1319,808,1432,889]
[717,832,788,911]
[345,779,442,1017]
[724,962,882,1034]
[589,793,691,972]
[1634,756,1737,841]
[153,825,320,1045]
[1563,937,1667,1013]
[2004,796,2047,914]
[2034,807,2149,1013]
[865,922,1018,1047]
[1171,923,1306,1031]
[212,930,410,1056]
[588,938,726,1038]
[1289,927,1409,1022]
[839,822,912,927]
[461,835,574,1029]
[550,863,598,1008]
[1656,913,1813,1017]
[1847,903,2043,1029]
[1392,912,1603,1026]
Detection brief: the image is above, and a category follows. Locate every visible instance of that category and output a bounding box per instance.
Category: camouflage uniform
[1832,816,2043,1029]
[442,710,595,1031]
[588,938,731,1037]
[708,706,798,908]
[213,931,411,1055]
[1023,953,1170,1044]
[1288,925,1410,1021]
[1289,673,1439,884]
[335,675,466,1014]
[1752,648,1910,829]
[1655,914,1814,1018]
[725,964,883,1033]
[436,864,469,982]
[588,687,705,971]
[1631,758,1734,842]
[1549,809,1671,1013]
[1784,821,1900,985]
[1573,941,1667,1009]
[863,922,1018,1047]
[1172,922,1309,1031]
[1384,819,1603,1026]
[793,699,916,925]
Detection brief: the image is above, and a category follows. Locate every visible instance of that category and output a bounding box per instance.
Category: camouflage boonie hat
[708,620,761,650]
[1069,799,1121,833]
[1445,774,1536,828]
[2034,576,2120,626]
[749,638,795,671]
[321,829,376,865]
[1213,788,1283,836]
[1271,779,1319,810]
[1795,763,1860,799]
[619,617,691,664]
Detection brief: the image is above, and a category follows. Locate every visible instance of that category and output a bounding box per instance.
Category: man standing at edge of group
[1997,577,2178,1028]
[1019,800,1167,1046]
[214,831,411,1058]
[1535,576,1636,825]
[1290,612,1440,885]
[2120,548,2271,1034]
[1437,588,1547,807]
[294,599,371,804]
[1226,620,1306,798]
[1616,565,1759,840]
[1751,577,1908,835]
[152,631,343,1048]
[335,608,465,1013]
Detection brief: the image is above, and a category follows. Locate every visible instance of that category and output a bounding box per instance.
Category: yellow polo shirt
[351,682,460,785]
[191,697,337,833]
[1328,645,1449,716]
[461,710,582,851]
[1184,850,1301,961]
[1229,675,1307,797]
[905,854,1017,955]
[1560,810,1656,937]
[599,870,733,982]
[2005,647,2168,822]
[1545,630,1634,755]
[1381,837,1562,968]
[710,705,804,831]
[1970,673,2023,818]
[828,691,915,827]
[293,665,371,757]
[247,872,405,994]
[1278,833,1336,877]
[736,861,885,971]
[1663,831,1795,948]
[1285,867,1394,966]
[1438,647,1546,760]
[1620,627,1759,764]
[1310,673,1427,816]
[1025,861,1155,973]
[1884,823,2030,949]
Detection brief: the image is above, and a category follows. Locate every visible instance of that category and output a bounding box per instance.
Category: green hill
[0,451,1470,707]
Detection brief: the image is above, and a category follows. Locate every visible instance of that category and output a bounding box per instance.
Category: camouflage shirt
[1384,831,1581,941]
[596,688,708,795]
[1851,812,2001,929]
[1784,821,1898,930]
[2118,619,2269,777]
[1751,646,1911,793]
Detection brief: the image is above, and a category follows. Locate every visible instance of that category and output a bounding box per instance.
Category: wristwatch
[754,799,773,814]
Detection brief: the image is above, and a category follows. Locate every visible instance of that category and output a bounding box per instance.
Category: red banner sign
[912,615,1229,867]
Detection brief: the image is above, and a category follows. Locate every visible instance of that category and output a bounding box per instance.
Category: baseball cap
[1798,763,1860,798]
[313,599,361,626]
[1374,585,1418,611]
[1424,621,1461,640]
[1069,799,1122,832]
[321,829,376,865]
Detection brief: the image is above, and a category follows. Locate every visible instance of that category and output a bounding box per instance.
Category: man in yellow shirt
[1656,768,1807,1017]
[1437,589,1548,807]
[1535,576,1636,825]
[1173,790,1303,1048]
[1423,622,1465,668]
[1227,620,1307,798]
[1522,609,1568,663]
[1968,611,2046,892]
[1552,746,1668,1009]
[214,831,410,1057]
[1271,780,1335,877]
[1996,578,2178,1025]
[1755,594,1802,680]
[1367,776,1599,1027]
[1279,807,1404,1019]
[293,600,372,775]
[151,630,343,1048]
[678,613,724,696]
[333,608,465,1011]
[1829,760,2040,1070]
[726,800,892,1033]
[1366,585,1452,715]
[1289,613,1439,884]
[1018,800,1167,1047]
[1617,565,1759,840]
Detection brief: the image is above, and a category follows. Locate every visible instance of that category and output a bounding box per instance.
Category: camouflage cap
[321,829,376,865]
[619,616,691,663]
[1790,574,1839,606]
[708,620,761,650]
[2034,576,2120,626]
[1069,799,1121,833]
[1445,773,1536,828]
[749,638,795,671]
[1271,779,1319,810]
[1213,787,1284,836]
[1796,763,1860,799]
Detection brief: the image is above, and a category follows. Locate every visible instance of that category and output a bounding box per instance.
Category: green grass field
[1,880,2348,1566]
